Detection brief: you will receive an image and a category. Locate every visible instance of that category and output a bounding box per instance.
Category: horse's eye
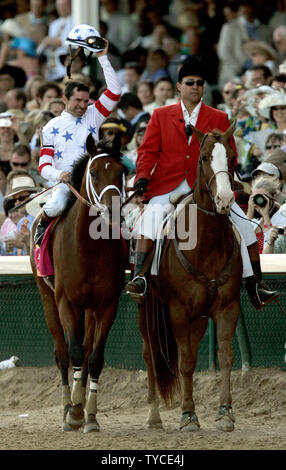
[90,170,97,178]
[201,155,208,162]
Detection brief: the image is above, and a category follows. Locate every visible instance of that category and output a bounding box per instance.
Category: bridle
[68,152,126,213]
[194,134,234,216]
[86,153,126,210]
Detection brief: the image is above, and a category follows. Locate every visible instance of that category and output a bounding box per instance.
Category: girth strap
[172,232,239,295]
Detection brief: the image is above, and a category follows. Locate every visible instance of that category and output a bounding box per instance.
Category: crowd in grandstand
[0,0,286,257]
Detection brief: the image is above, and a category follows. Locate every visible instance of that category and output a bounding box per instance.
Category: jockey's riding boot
[245,242,279,310]
[126,237,153,299]
[34,211,54,246]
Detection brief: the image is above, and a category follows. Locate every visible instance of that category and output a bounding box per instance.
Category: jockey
[126,58,278,310]
[34,24,121,245]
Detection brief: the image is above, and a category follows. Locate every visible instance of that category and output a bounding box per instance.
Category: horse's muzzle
[215,193,234,215]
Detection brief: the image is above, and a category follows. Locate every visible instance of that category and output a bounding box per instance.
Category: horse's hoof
[147,420,163,429]
[84,414,100,433]
[62,421,78,432]
[216,416,235,432]
[66,404,85,429]
[215,405,235,432]
[180,411,200,432]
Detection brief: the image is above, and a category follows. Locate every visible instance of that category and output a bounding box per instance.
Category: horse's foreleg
[171,305,208,432]
[138,304,162,429]
[84,304,118,433]
[36,279,71,431]
[213,302,239,432]
[57,296,86,430]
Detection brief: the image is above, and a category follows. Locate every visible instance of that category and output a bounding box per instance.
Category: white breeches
[43,182,70,217]
[135,181,256,278]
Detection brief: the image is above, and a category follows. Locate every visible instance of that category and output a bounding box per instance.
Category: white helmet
[65,24,106,52]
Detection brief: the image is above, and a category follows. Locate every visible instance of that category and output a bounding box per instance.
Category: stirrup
[126,275,147,304]
[253,283,279,310]
[34,224,46,246]
[43,275,55,292]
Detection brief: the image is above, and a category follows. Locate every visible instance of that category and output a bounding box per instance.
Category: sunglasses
[272,106,286,111]
[13,194,30,203]
[266,144,280,150]
[183,79,204,87]
[11,161,28,167]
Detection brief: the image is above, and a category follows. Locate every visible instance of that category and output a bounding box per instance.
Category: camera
[277,227,285,235]
[253,193,268,207]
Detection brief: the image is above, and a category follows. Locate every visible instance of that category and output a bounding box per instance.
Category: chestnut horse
[30,134,127,433]
[138,122,243,432]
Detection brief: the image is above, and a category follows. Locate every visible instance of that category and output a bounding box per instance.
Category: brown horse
[138,122,243,432]
[30,134,127,433]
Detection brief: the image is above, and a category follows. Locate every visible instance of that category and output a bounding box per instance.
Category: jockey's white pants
[134,179,256,278]
[43,182,70,217]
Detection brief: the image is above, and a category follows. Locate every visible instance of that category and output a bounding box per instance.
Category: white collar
[180,100,202,124]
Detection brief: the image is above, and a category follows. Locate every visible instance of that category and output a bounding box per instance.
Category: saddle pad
[35,219,58,277]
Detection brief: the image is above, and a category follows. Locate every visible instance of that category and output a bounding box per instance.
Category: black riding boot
[34,212,54,246]
[245,244,279,310]
[126,237,153,301]
[126,252,149,295]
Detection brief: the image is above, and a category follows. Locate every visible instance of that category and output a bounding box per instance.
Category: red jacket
[135,101,236,201]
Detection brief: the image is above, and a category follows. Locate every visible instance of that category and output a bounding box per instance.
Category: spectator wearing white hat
[247,174,286,253]
[0,113,29,163]
[259,90,286,134]
[1,171,41,255]
[251,162,286,205]
[243,40,278,75]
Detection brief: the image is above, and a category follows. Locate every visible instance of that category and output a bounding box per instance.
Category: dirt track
[0,365,285,450]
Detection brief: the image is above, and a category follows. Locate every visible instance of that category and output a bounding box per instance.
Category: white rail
[0,255,286,275]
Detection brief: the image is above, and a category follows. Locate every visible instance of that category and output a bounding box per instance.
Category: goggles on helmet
[66,36,106,52]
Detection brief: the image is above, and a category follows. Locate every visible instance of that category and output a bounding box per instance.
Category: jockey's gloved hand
[134,178,149,195]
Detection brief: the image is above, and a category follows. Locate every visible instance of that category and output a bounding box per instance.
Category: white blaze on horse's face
[210,142,234,214]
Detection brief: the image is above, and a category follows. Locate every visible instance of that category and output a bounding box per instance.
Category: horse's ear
[224,120,236,140]
[86,133,97,156]
[190,125,205,143]
[112,132,122,154]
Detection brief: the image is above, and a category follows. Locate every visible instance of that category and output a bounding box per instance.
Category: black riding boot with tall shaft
[34,211,54,246]
[245,242,279,310]
[126,237,153,299]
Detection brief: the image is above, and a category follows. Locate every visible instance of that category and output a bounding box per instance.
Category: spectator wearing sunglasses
[259,90,286,134]
[126,57,278,310]
[1,171,41,255]
[11,143,45,188]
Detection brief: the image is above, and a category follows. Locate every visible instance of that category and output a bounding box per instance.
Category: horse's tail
[144,289,181,406]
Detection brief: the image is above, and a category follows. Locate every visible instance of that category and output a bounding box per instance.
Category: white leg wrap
[71,368,84,405]
[85,380,98,415]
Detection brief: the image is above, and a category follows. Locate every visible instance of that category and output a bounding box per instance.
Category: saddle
[135,192,241,281]
[34,218,59,291]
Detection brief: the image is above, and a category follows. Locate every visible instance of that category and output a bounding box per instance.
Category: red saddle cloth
[34,220,129,277]
[34,220,56,277]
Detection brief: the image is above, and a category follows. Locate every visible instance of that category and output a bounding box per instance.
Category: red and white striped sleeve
[93,55,121,126]
[38,129,62,182]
